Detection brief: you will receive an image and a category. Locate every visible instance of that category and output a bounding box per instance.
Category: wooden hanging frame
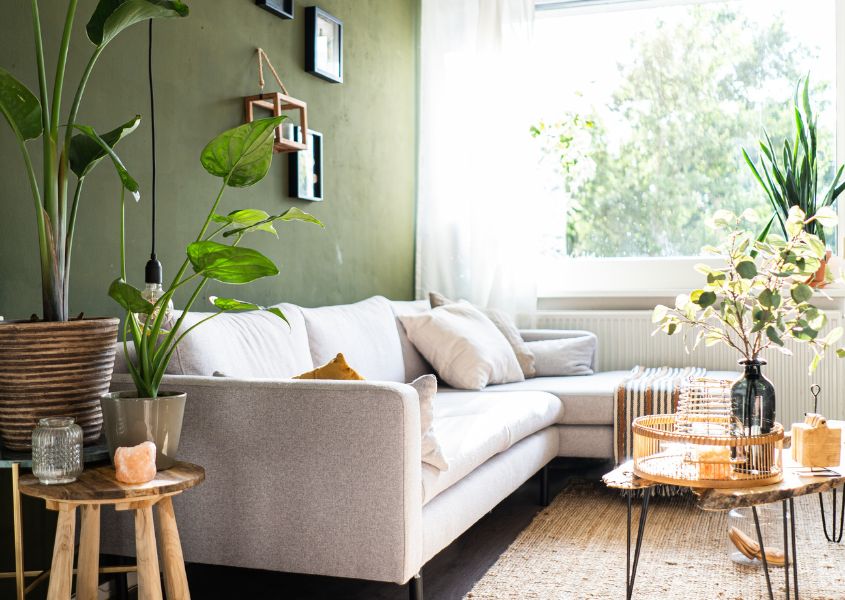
[243,48,308,153]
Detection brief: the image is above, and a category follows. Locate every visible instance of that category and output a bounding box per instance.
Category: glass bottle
[730,359,776,436]
[31,417,83,484]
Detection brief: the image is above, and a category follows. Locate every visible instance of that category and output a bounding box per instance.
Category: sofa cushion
[293,353,364,380]
[421,390,560,504]
[390,299,434,382]
[301,296,406,382]
[166,303,313,378]
[428,292,536,378]
[399,302,524,390]
[488,372,629,425]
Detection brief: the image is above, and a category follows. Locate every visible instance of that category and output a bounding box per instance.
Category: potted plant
[742,77,844,288]
[0,0,189,450]
[101,116,322,468]
[652,208,843,443]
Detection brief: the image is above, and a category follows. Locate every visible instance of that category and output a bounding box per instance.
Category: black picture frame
[256,0,294,20]
[288,127,324,201]
[305,6,343,83]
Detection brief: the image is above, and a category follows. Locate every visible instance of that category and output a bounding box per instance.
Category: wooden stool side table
[18,461,204,600]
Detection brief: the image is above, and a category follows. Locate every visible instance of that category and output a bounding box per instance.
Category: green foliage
[652,208,843,374]
[71,123,140,200]
[187,242,279,284]
[108,279,153,314]
[0,67,42,141]
[0,0,189,321]
[87,0,188,47]
[114,118,323,398]
[69,115,140,179]
[535,6,834,258]
[743,77,845,245]
[200,117,285,187]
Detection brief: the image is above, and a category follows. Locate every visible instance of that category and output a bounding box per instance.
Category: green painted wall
[0,2,418,594]
[0,0,418,321]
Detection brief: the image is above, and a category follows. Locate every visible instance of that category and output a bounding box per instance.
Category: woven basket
[0,318,118,451]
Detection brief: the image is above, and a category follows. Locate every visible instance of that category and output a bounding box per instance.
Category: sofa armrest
[519,329,599,371]
[105,374,423,585]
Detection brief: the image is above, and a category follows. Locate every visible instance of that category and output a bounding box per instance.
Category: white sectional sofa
[106,296,630,599]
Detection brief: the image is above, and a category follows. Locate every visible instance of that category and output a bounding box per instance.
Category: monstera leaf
[208,296,288,324]
[187,241,278,283]
[200,117,285,187]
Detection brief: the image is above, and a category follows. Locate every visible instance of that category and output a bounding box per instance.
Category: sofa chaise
[105,295,632,598]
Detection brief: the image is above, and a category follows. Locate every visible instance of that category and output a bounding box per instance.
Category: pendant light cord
[148,19,157,259]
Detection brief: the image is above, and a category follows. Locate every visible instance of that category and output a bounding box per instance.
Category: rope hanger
[256,48,288,96]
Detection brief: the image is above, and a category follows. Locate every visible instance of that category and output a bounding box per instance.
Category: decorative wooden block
[792,413,842,468]
[244,92,308,153]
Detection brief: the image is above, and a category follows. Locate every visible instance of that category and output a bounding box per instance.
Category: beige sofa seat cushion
[301,296,406,382]
[488,372,629,425]
[421,390,560,504]
[162,303,313,378]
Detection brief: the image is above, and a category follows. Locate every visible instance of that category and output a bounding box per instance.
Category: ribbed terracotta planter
[0,317,119,451]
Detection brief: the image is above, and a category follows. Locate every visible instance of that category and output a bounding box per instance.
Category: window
[530,0,838,295]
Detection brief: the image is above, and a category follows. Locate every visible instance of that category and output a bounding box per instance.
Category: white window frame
[534,0,845,304]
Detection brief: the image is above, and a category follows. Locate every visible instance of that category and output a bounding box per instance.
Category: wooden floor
[173,458,612,600]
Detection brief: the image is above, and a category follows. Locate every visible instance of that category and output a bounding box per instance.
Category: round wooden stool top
[19,461,205,504]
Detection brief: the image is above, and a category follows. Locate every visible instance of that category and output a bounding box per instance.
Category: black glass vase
[730,359,776,437]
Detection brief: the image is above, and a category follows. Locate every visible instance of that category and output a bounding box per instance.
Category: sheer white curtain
[416,0,539,324]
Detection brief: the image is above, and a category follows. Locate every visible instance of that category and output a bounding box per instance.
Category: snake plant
[743,77,843,246]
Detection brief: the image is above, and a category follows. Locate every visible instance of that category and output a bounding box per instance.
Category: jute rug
[466,483,845,599]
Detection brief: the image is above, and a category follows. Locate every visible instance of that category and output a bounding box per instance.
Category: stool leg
[77,505,101,600]
[157,497,190,599]
[134,505,163,600]
[47,505,76,600]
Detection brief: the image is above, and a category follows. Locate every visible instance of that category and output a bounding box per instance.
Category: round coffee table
[19,461,204,600]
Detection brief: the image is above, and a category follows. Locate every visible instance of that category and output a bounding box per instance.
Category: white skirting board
[535,310,844,428]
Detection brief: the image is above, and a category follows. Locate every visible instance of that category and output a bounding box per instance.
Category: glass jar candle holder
[31,417,83,485]
[727,505,787,567]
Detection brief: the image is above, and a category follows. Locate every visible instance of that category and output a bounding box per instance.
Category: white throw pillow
[410,374,448,471]
[526,334,596,376]
[399,303,524,390]
[428,292,536,378]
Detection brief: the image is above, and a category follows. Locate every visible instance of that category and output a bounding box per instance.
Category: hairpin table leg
[752,505,774,600]
[791,498,799,599]
[626,487,651,600]
[819,485,845,543]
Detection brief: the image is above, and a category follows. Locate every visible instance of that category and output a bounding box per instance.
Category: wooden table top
[18,461,205,504]
[604,420,845,511]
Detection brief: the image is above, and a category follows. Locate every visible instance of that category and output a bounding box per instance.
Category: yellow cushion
[294,353,365,380]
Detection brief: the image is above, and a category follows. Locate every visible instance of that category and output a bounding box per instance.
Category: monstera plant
[101,116,323,468]
[0,0,189,451]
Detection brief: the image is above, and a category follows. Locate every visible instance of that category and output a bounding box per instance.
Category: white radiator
[535,310,844,427]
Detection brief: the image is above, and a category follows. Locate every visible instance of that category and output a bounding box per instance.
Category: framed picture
[305,6,343,83]
[288,127,324,201]
[256,0,294,20]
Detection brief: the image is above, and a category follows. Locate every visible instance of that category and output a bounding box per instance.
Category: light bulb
[141,282,174,320]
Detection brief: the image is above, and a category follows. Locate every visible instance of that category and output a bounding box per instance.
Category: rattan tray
[632,414,784,489]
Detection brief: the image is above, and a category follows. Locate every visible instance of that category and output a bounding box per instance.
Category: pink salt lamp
[114,442,157,484]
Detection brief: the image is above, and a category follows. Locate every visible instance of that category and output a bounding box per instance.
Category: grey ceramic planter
[100,391,186,470]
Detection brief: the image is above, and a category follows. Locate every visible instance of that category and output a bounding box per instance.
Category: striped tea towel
[614,365,706,465]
